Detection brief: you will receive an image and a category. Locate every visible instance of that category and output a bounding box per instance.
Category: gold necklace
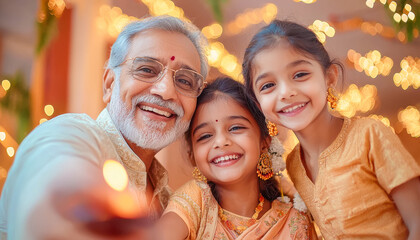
[218,193,265,235]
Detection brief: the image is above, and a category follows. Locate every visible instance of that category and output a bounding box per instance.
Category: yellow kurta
[287,117,420,240]
[164,180,318,239]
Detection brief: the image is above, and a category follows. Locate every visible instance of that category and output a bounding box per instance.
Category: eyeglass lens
[131,57,203,96]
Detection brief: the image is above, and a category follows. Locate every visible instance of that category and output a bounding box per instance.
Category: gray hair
[107,15,209,78]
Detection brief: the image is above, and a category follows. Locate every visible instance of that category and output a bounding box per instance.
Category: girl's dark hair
[242,19,343,99]
[185,77,281,202]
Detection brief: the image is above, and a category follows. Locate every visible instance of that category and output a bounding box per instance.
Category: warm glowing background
[0,0,419,190]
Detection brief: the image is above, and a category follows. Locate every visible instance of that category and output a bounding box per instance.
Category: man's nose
[149,68,178,100]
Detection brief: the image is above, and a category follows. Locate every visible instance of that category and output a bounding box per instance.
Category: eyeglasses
[120,57,206,97]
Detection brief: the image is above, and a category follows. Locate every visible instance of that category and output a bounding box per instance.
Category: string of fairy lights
[308,20,336,43]
[1,80,17,158]
[365,0,416,24]
[1,0,419,164]
[0,79,55,159]
[224,3,278,36]
[347,49,393,79]
[393,57,420,90]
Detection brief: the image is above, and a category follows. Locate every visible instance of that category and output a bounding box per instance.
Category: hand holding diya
[54,159,153,238]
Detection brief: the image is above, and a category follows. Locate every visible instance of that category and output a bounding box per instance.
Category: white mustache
[132,94,184,118]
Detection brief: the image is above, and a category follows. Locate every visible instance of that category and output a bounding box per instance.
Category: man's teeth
[213,155,239,164]
[283,103,306,113]
[140,106,172,117]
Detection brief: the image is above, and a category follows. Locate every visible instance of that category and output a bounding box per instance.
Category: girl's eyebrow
[287,59,312,68]
[255,72,269,86]
[192,122,208,136]
[228,115,251,124]
[254,59,313,85]
[192,115,251,135]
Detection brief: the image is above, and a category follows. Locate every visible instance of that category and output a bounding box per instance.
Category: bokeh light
[1,80,11,91]
[202,23,223,39]
[6,147,15,157]
[336,84,378,118]
[294,0,317,3]
[39,118,48,124]
[309,20,335,43]
[393,57,420,90]
[225,3,277,35]
[103,159,129,191]
[97,5,138,38]
[398,106,420,138]
[347,49,393,78]
[206,42,243,81]
[0,132,5,141]
[44,105,55,117]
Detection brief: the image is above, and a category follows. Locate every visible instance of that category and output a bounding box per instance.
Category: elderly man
[0,15,208,239]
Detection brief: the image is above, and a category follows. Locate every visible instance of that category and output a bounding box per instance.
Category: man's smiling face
[106,29,201,150]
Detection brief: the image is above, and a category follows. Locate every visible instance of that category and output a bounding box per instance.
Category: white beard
[108,80,190,151]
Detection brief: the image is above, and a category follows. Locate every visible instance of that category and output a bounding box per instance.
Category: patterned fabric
[0,109,171,239]
[164,180,318,239]
[287,117,420,240]
[96,109,171,217]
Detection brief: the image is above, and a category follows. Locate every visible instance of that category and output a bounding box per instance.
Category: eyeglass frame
[117,57,207,97]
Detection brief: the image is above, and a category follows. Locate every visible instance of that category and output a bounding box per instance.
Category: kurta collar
[95,109,170,207]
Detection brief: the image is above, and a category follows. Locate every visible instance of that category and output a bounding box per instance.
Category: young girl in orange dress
[242,19,420,239]
[156,77,318,239]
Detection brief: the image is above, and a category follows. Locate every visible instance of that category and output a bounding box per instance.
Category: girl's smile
[252,41,333,133]
[211,153,242,166]
[278,102,308,116]
[191,96,265,185]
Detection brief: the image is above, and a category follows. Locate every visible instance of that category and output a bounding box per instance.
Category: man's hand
[24,159,155,240]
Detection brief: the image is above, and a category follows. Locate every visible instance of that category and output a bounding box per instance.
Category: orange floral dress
[163,180,318,239]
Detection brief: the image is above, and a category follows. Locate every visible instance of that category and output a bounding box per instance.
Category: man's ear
[326,64,339,88]
[103,68,115,104]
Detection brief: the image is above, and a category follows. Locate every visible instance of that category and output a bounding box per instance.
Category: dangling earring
[269,137,286,177]
[257,151,274,180]
[192,167,207,182]
[327,87,338,110]
[266,120,278,137]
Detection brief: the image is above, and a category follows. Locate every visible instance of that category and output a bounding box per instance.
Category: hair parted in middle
[184,77,281,202]
[242,19,343,100]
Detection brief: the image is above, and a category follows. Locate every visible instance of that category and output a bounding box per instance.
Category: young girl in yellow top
[242,19,420,240]
[156,77,318,239]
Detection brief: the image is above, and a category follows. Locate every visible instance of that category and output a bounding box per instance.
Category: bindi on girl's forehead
[170,56,175,61]
[215,119,218,122]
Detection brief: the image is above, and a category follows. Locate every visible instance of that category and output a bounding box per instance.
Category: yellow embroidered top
[164,180,318,239]
[287,117,420,240]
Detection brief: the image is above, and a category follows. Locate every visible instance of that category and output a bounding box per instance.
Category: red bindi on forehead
[170,56,175,61]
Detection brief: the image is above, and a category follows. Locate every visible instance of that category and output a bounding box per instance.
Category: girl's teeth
[283,103,305,113]
[214,155,239,164]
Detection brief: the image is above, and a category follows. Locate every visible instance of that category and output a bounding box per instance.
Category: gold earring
[257,152,273,180]
[327,87,338,110]
[266,121,278,137]
[192,167,207,182]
